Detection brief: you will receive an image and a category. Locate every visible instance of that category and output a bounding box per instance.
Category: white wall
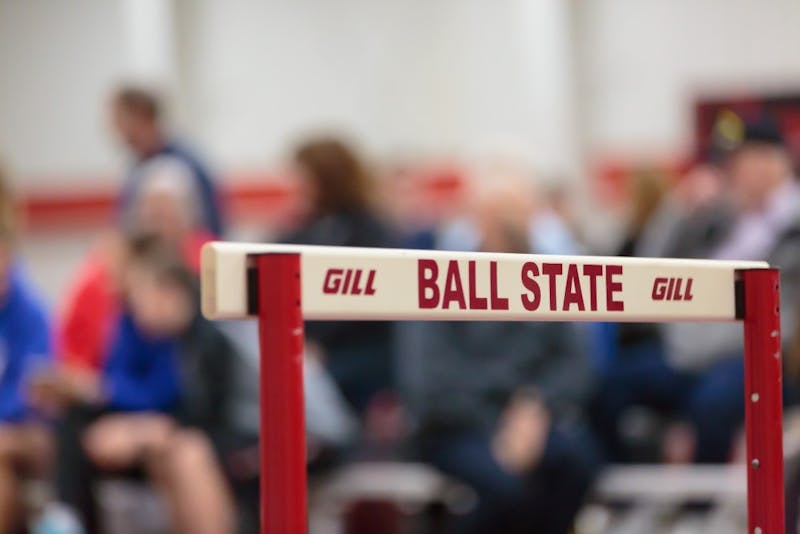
[0,0,127,188]
[2,0,800,192]
[3,0,800,302]
[577,0,800,158]
[179,0,578,175]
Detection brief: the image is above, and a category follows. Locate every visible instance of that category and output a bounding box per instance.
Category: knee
[144,417,179,459]
[167,430,217,470]
[82,427,116,468]
[0,427,21,466]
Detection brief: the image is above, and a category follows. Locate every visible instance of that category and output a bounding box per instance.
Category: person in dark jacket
[283,136,396,416]
[400,184,597,534]
[593,116,800,465]
[33,235,235,534]
[110,84,225,237]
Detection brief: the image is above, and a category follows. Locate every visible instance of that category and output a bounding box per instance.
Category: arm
[0,292,52,421]
[58,269,111,370]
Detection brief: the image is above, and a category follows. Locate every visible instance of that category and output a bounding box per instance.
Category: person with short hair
[110,84,224,237]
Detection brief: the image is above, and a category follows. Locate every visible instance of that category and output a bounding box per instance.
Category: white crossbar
[201,242,767,322]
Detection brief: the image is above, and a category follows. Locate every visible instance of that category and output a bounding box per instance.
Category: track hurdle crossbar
[201,242,785,534]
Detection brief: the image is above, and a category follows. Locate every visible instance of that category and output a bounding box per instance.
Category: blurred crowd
[1,84,800,534]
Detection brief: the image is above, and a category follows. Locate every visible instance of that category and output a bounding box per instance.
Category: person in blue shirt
[36,235,234,534]
[0,175,52,533]
[110,84,225,237]
[99,312,182,414]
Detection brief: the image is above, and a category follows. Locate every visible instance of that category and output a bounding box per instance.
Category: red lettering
[652,277,669,300]
[418,260,439,308]
[606,265,624,311]
[442,260,467,309]
[542,263,562,311]
[323,268,344,294]
[563,264,585,311]
[365,270,376,295]
[520,262,541,311]
[684,278,693,301]
[468,261,488,310]
[582,264,603,311]
[341,269,353,294]
[672,278,683,301]
[351,270,364,295]
[489,261,509,310]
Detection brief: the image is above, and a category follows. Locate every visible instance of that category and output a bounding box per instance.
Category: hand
[492,392,550,474]
[28,366,101,413]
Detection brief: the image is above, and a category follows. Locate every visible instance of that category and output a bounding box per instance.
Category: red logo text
[651,277,693,301]
[323,268,376,295]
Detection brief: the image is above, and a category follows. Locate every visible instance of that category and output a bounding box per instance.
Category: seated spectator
[32,236,235,534]
[110,84,224,237]
[0,172,52,533]
[58,162,214,373]
[593,116,800,464]
[400,185,596,534]
[282,136,397,418]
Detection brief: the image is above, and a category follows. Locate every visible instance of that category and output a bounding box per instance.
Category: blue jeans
[420,427,597,534]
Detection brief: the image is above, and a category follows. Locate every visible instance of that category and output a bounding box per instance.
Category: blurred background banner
[695,93,800,169]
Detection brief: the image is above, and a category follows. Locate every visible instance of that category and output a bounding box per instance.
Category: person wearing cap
[594,114,800,465]
[665,116,800,459]
[665,116,800,376]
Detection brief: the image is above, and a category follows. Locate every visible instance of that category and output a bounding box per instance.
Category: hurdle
[201,242,785,534]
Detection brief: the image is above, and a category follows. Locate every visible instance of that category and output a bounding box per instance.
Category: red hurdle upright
[256,254,307,533]
[742,269,784,534]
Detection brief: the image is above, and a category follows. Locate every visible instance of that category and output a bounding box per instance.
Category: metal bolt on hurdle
[201,243,786,534]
